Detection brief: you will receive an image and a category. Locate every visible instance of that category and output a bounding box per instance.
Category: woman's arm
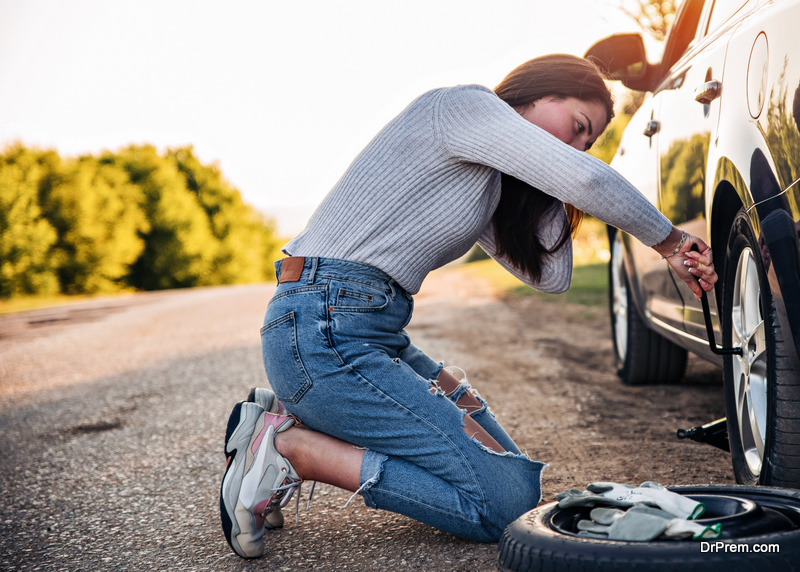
[439,86,718,293]
[436,85,672,247]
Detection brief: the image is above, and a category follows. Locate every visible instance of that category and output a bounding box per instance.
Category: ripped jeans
[261,257,545,542]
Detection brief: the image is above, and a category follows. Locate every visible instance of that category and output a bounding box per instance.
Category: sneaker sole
[220,402,266,559]
[244,388,285,529]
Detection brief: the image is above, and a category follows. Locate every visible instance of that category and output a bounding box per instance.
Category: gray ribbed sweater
[284,85,672,294]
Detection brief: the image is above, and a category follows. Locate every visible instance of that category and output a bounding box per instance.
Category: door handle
[695,80,722,104]
[643,120,660,138]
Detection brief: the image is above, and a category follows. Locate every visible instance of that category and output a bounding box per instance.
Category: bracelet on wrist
[661,231,687,259]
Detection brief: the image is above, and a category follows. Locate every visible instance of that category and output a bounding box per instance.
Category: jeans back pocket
[260,312,312,404]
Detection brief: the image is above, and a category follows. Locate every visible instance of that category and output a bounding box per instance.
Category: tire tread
[619,281,687,385]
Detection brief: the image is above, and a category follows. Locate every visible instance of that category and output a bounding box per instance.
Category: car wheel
[497,485,800,572]
[608,228,687,385]
[722,209,800,487]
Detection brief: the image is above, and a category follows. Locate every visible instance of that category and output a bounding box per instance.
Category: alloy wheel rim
[611,233,628,361]
[731,247,768,476]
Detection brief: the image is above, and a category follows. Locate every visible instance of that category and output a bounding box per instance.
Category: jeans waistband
[274,257,402,291]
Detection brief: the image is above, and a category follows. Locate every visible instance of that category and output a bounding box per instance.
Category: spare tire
[497,485,800,572]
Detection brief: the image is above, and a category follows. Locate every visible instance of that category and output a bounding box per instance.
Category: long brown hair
[492,54,614,283]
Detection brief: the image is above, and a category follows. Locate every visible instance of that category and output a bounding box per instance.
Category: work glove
[556,481,705,520]
[577,506,722,541]
[555,487,636,510]
[588,481,705,519]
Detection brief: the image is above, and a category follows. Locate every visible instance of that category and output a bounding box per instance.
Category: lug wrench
[691,243,742,356]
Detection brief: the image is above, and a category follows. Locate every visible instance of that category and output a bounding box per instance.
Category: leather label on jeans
[279,257,305,283]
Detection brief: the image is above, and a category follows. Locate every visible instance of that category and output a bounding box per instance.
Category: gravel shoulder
[0,267,732,571]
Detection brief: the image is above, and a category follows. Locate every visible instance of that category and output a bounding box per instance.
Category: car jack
[676,417,730,452]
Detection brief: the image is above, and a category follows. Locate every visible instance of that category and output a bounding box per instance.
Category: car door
[611,93,678,325]
[654,0,751,341]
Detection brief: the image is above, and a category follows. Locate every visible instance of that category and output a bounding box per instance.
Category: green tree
[1,142,281,298]
[45,156,149,294]
[112,144,218,290]
[0,144,60,297]
[168,146,278,284]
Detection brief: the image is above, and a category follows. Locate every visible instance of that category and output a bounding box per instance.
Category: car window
[704,0,749,35]
[660,0,707,74]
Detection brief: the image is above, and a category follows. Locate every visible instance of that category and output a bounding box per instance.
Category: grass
[455,218,611,308]
[516,262,609,306]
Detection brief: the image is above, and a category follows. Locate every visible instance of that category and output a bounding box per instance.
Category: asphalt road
[0,271,732,571]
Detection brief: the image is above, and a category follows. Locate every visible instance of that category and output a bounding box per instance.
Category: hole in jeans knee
[428,380,445,396]
[447,383,468,401]
[461,410,506,454]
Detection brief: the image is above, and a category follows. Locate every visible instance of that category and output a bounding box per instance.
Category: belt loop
[307,257,319,284]
[388,279,397,300]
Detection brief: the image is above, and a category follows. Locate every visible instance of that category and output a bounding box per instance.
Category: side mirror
[584,33,655,92]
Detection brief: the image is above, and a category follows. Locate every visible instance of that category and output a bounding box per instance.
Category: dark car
[585,0,800,488]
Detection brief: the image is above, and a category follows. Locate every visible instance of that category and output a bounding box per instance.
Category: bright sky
[0,0,643,235]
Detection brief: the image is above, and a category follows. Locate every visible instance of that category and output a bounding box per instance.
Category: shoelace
[262,476,317,524]
[289,481,317,523]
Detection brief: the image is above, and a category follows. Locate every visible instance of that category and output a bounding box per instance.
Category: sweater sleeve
[477,204,573,294]
[436,85,673,247]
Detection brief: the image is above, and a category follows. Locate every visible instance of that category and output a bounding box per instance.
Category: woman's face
[517,96,608,152]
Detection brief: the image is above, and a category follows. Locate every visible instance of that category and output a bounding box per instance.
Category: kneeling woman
[220,54,717,558]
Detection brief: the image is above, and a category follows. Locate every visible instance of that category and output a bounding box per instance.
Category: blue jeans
[260,257,545,542]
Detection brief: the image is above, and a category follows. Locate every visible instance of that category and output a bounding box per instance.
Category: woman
[219,54,717,558]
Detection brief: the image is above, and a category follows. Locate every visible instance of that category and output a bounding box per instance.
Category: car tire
[497,485,800,572]
[608,227,688,385]
[722,209,800,487]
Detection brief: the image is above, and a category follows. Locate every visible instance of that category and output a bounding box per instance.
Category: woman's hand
[653,228,718,299]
